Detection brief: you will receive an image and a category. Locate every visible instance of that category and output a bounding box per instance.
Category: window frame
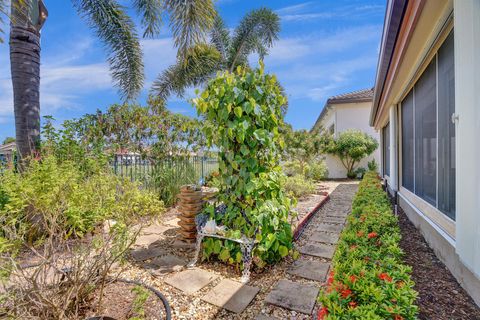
[398,26,456,236]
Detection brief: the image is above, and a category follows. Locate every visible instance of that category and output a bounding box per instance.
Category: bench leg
[188,234,204,268]
[240,242,254,283]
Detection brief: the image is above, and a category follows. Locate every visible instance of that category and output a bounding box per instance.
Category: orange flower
[368,232,378,239]
[340,288,352,298]
[356,231,364,237]
[349,244,358,250]
[394,315,404,320]
[349,275,357,283]
[379,273,393,282]
[349,301,357,308]
[318,307,328,319]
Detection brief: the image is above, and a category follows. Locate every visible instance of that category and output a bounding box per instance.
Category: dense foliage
[0,155,164,254]
[193,64,294,267]
[152,8,280,103]
[46,99,206,162]
[284,174,316,198]
[323,130,378,178]
[318,172,418,319]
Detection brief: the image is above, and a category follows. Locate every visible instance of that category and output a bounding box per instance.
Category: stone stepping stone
[201,279,260,313]
[165,268,218,294]
[165,218,180,227]
[287,260,330,282]
[150,255,187,274]
[134,233,163,247]
[265,279,319,314]
[326,210,349,218]
[309,231,339,244]
[322,216,345,224]
[298,243,335,259]
[313,223,343,233]
[172,239,196,249]
[255,315,279,320]
[141,224,170,235]
[130,247,166,261]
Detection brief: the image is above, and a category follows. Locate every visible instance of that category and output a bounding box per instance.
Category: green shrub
[305,161,328,181]
[193,63,294,267]
[150,158,196,206]
[318,171,418,320]
[367,159,379,172]
[0,156,164,253]
[323,130,378,178]
[284,174,316,198]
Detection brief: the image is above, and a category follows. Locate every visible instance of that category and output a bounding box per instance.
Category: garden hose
[14,263,172,320]
[112,277,172,320]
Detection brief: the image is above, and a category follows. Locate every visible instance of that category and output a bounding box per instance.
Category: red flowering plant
[318,172,418,319]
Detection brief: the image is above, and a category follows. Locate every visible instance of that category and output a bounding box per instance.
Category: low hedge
[318,171,418,319]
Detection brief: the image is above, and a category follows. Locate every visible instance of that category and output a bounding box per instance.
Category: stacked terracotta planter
[177,185,204,242]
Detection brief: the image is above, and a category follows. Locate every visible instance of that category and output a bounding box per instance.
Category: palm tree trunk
[10,25,41,161]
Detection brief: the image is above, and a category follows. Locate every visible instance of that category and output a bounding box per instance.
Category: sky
[0,0,386,142]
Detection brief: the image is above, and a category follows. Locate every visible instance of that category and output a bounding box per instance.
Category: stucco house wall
[314,98,381,179]
[370,0,480,306]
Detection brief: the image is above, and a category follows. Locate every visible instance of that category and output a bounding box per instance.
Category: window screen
[383,123,390,176]
[402,91,414,192]
[400,30,455,219]
[437,31,456,219]
[414,60,437,206]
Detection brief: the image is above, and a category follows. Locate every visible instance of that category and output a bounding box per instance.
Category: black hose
[112,277,172,320]
[15,263,172,320]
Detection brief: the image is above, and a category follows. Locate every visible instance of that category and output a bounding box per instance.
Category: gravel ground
[397,207,480,320]
[114,181,359,320]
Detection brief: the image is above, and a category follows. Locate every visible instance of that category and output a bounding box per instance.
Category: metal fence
[111,154,219,187]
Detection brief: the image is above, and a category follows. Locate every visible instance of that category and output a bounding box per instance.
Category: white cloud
[0,35,179,120]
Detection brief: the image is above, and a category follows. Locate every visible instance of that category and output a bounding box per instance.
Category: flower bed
[318,172,418,319]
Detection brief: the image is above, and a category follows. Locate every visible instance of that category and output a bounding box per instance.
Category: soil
[84,281,166,320]
[397,207,480,320]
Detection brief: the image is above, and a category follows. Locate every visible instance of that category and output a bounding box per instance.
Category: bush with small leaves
[318,172,418,319]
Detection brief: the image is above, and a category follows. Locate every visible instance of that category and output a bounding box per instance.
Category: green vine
[193,63,294,267]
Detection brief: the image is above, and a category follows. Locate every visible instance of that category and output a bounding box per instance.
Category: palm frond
[151,44,221,102]
[165,0,216,60]
[210,15,229,62]
[73,0,144,100]
[227,7,280,71]
[0,0,7,43]
[133,0,163,38]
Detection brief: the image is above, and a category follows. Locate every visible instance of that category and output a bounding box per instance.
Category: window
[383,123,390,176]
[414,60,437,206]
[402,91,414,192]
[400,30,455,219]
[329,124,335,135]
[437,32,455,219]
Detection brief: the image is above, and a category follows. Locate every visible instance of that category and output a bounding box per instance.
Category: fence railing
[111,154,219,188]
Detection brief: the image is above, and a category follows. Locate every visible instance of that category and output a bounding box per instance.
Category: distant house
[371,0,480,306]
[0,142,16,164]
[312,88,380,178]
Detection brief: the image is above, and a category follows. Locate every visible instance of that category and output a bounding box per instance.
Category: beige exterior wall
[318,102,380,179]
[374,0,480,306]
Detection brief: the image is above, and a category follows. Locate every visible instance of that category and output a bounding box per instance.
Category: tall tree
[1,0,215,163]
[151,8,280,102]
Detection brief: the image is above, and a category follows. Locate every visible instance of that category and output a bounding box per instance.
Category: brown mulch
[397,207,480,320]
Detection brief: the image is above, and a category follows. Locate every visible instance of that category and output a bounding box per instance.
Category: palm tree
[151,8,280,102]
[1,0,215,162]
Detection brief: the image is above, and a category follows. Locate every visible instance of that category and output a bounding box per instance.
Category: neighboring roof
[326,88,374,105]
[370,0,408,126]
[0,142,16,153]
[312,88,374,131]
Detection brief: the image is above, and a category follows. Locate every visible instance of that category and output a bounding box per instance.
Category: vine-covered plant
[193,63,294,267]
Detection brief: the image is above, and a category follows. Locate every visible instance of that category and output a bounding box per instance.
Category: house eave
[370,0,409,127]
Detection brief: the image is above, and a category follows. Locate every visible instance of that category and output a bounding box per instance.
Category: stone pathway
[257,182,358,319]
[122,181,358,319]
